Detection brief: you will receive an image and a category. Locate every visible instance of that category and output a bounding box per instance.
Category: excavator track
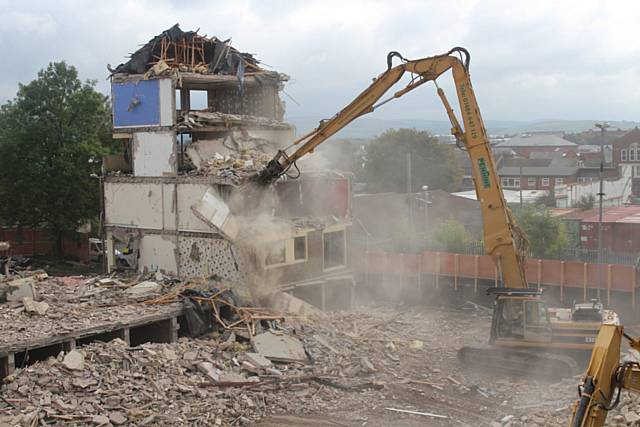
[457,346,580,378]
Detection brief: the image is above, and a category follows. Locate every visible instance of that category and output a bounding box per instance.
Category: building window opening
[294,236,307,261]
[265,240,286,266]
[323,230,346,269]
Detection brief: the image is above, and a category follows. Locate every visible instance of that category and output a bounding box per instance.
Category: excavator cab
[490,290,552,345]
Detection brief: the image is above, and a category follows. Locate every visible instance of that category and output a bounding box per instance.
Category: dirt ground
[255,304,580,427]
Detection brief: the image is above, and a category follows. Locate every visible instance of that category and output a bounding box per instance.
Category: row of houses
[458,128,640,206]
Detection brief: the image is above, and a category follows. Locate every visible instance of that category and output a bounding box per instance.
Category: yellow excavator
[569,325,640,426]
[255,47,618,375]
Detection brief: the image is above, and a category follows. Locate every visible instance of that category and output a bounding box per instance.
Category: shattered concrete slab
[252,331,308,363]
[125,280,161,297]
[191,188,239,240]
[3,275,39,302]
[22,296,49,315]
[266,291,324,318]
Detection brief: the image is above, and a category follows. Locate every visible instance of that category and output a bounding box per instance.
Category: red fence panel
[611,265,634,291]
[564,261,585,289]
[458,254,477,277]
[351,249,637,296]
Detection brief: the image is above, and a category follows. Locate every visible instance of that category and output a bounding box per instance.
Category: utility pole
[594,122,609,300]
[407,152,413,251]
[519,165,523,208]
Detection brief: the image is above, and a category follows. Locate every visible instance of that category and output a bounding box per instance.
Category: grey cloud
[0,0,637,122]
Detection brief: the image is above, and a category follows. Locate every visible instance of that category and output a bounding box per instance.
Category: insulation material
[138,234,178,275]
[178,236,248,282]
[132,131,176,177]
[191,188,239,240]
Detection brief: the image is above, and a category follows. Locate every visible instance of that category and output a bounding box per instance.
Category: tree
[357,128,461,193]
[535,188,557,208]
[573,193,595,210]
[514,205,568,259]
[0,62,111,255]
[431,219,471,253]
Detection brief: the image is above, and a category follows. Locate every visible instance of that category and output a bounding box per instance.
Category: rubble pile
[3,273,628,426]
[494,350,640,427]
[0,272,204,348]
[0,336,316,426]
[178,111,290,132]
[0,295,582,427]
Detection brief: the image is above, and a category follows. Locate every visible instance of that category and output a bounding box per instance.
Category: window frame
[528,177,536,186]
[622,149,628,162]
[556,177,564,186]
[322,227,347,271]
[264,232,309,268]
[501,177,520,188]
[541,177,550,187]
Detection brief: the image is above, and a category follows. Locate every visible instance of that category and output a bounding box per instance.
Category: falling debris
[191,188,239,241]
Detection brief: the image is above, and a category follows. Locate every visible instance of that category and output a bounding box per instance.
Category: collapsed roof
[113,24,265,76]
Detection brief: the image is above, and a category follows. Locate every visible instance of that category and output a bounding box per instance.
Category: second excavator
[254,47,618,375]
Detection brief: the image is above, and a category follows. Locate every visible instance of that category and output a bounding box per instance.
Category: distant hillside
[286,117,640,139]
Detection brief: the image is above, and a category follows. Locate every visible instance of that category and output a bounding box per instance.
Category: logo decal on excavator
[478,158,491,188]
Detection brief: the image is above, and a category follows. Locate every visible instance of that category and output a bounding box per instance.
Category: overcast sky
[1,0,639,122]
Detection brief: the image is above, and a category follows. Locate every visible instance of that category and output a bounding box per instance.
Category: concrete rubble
[1,278,614,426]
[7,270,640,426]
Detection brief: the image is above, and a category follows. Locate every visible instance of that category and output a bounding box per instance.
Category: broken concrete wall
[132,131,177,177]
[178,235,248,282]
[275,173,352,219]
[104,180,232,234]
[177,183,231,233]
[207,84,284,120]
[138,234,178,275]
[104,182,170,229]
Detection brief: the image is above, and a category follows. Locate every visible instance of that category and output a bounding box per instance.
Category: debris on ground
[2,270,623,426]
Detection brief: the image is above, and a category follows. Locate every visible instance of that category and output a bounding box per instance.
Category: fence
[353,234,640,266]
[352,249,638,308]
[0,228,90,262]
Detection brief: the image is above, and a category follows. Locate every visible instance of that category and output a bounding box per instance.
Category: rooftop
[451,189,544,204]
[499,156,578,176]
[495,134,577,148]
[114,24,268,78]
[581,205,640,224]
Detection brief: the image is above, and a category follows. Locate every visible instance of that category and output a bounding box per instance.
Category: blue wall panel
[112,80,161,127]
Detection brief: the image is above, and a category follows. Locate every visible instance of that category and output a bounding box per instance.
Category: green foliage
[357,128,461,193]
[514,205,569,259]
[573,193,595,210]
[535,188,557,208]
[431,219,471,253]
[0,62,112,253]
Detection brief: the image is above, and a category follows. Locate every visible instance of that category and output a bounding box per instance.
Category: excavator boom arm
[257,47,527,289]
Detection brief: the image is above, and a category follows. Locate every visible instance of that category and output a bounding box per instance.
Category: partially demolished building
[104,25,353,308]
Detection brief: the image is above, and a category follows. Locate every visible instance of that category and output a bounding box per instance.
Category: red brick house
[497,153,578,190]
[612,128,640,199]
[494,133,578,158]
